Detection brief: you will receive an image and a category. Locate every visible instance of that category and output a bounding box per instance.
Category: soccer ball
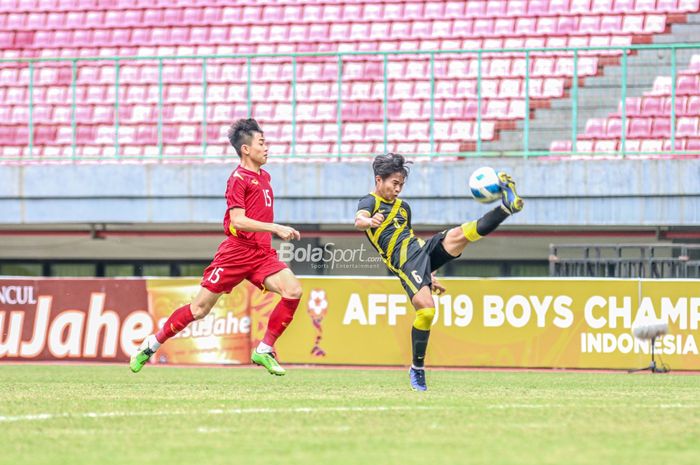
[469,167,502,203]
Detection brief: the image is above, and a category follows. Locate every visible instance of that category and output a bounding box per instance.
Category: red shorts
[201,239,288,294]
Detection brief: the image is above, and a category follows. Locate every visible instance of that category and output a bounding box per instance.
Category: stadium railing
[549,243,700,278]
[1,43,699,163]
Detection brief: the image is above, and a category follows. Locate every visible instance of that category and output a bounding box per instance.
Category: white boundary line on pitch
[0,405,436,423]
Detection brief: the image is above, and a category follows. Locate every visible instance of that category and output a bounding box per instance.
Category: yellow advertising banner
[276,277,700,370]
[145,279,262,365]
[142,277,700,370]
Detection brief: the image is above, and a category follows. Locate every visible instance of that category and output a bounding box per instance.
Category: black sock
[476,206,510,236]
[411,326,430,368]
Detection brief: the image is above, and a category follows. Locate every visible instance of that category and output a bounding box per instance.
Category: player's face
[376,172,405,201]
[243,132,268,166]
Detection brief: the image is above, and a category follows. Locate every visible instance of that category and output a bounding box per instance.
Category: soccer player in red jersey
[130,119,302,376]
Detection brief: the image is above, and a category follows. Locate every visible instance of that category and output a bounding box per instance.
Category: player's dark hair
[372,153,412,180]
[227,118,263,157]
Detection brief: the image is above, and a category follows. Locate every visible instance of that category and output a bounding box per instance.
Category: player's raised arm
[230,208,300,240]
[354,210,384,231]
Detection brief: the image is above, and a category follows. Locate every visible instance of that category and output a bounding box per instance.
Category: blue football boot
[409,367,428,391]
[498,172,524,214]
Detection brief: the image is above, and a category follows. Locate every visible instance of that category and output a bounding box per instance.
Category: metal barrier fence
[1,43,699,163]
[549,243,700,278]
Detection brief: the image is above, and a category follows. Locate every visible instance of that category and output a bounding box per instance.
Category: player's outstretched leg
[497,172,524,214]
[129,334,159,373]
[129,303,195,373]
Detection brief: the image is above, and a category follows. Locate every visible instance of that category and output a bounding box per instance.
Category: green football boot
[129,340,156,373]
[251,350,286,376]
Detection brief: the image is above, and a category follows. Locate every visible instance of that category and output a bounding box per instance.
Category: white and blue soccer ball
[468,166,502,203]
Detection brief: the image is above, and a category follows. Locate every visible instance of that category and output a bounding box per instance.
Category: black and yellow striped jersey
[356,192,426,271]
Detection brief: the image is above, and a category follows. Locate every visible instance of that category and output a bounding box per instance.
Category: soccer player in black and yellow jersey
[354,153,524,391]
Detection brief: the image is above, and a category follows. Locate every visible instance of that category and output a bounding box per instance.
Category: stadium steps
[483,12,700,153]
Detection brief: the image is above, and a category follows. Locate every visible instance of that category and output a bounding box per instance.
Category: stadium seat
[585,118,607,138]
[0,0,695,160]
[629,118,653,138]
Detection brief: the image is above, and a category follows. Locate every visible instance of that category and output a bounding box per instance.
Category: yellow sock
[461,221,482,242]
[413,307,435,331]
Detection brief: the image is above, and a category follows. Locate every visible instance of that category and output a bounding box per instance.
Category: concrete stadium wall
[0,158,698,227]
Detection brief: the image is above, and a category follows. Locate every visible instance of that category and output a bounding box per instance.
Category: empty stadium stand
[0,0,698,161]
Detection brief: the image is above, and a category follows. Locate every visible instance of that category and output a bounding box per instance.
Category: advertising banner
[277,277,700,370]
[0,279,150,362]
[145,279,260,365]
[1,277,699,370]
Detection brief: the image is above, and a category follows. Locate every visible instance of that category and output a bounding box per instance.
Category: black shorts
[393,230,460,300]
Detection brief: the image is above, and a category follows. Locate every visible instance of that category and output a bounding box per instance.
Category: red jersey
[223,165,274,249]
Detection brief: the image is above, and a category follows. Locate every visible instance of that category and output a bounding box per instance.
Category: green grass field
[1,364,699,465]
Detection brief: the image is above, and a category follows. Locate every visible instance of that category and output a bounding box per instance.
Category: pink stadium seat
[679,0,700,11]
[515,17,536,35]
[677,75,699,95]
[549,0,571,12]
[666,95,688,115]
[592,0,614,12]
[473,19,494,36]
[645,14,667,34]
[635,0,658,11]
[619,97,642,116]
[411,20,432,39]
[528,0,550,15]
[653,117,671,137]
[641,96,664,115]
[585,118,607,138]
[676,117,699,137]
[687,138,700,151]
[576,139,595,152]
[606,117,629,137]
[595,140,618,153]
[663,138,686,151]
[578,16,601,34]
[629,118,653,139]
[623,15,646,34]
[537,17,558,35]
[550,140,572,152]
[532,58,555,77]
[686,96,700,115]
[0,0,692,160]
[656,0,678,9]
[600,15,623,33]
[507,0,527,16]
[557,16,577,35]
[494,18,515,36]
[486,1,508,16]
[483,99,509,119]
[640,139,663,152]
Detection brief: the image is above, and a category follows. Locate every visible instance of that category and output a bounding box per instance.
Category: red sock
[155,304,195,344]
[262,297,300,346]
